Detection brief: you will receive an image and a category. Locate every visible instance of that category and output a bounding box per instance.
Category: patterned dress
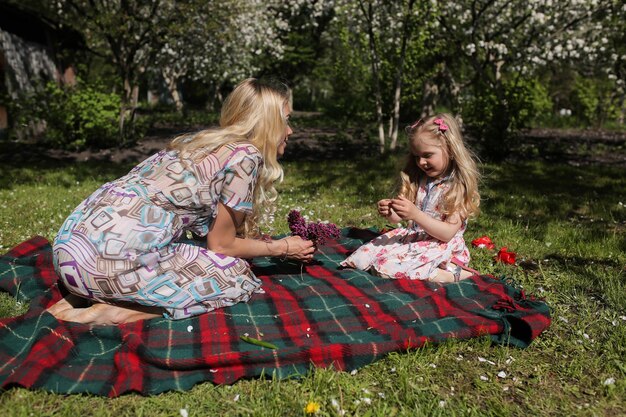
[340,176,470,280]
[53,143,264,319]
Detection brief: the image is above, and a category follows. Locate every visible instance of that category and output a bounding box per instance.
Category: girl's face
[277,103,293,158]
[412,136,450,179]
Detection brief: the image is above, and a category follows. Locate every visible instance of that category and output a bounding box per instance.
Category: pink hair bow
[433,118,449,132]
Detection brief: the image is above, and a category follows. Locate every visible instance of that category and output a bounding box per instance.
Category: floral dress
[53,143,264,319]
[341,176,470,280]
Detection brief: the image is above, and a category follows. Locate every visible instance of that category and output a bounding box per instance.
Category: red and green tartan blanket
[0,229,550,397]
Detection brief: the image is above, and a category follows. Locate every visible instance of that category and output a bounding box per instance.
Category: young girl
[341,113,480,282]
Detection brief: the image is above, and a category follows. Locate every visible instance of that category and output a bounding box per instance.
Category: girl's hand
[280,235,316,262]
[377,199,392,217]
[390,196,420,222]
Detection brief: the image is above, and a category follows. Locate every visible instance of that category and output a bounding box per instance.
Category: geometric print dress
[340,175,470,281]
[53,143,264,319]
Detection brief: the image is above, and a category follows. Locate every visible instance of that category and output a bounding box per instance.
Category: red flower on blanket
[471,235,495,250]
[496,247,516,265]
[287,210,340,245]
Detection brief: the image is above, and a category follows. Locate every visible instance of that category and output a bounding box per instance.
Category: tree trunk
[389,0,415,150]
[163,68,183,113]
[420,80,439,118]
[359,0,386,153]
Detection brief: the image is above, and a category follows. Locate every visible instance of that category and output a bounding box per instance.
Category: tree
[334,0,433,153]
[154,0,286,113]
[429,0,622,159]
[54,0,168,140]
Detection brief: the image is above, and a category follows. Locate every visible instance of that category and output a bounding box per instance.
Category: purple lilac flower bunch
[287,210,340,245]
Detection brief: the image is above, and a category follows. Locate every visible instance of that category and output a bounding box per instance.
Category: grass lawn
[0,139,624,416]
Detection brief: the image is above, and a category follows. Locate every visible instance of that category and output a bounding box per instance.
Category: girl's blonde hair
[399,113,480,220]
[168,78,291,237]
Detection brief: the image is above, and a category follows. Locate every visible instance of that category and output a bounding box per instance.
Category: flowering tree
[430,0,623,158]
[331,0,435,153]
[154,0,286,112]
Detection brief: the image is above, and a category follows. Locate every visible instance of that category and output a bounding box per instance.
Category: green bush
[463,77,552,161]
[42,82,122,149]
[7,81,139,150]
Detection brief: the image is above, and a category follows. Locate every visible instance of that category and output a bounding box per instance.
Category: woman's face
[277,104,293,158]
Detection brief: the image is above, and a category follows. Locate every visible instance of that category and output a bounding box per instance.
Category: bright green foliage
[10,81,126,150]
[42,82,122,149]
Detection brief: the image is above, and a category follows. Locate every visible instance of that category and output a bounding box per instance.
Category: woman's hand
[390,196,420,222]
[280,235,316,262]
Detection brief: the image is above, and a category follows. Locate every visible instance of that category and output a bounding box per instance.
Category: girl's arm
[207,202,315,261]
[378,199,403,224]
[390,196,463,242]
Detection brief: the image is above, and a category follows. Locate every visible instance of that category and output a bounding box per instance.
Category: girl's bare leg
[431,268,474,283]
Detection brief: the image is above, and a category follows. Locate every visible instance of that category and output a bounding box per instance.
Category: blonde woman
[47,78,315,325]
[341,113,481,282]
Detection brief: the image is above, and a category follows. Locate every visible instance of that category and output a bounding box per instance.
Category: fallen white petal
[180,409,188,417]
[603,377,616,386]
[187,326,193,332]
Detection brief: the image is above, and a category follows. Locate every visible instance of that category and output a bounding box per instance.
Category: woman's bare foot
[46,294,90,316]
[47,298,162,325]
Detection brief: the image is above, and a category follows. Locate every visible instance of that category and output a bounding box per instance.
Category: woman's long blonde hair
[398,113,480,220]
[168,78,291,237]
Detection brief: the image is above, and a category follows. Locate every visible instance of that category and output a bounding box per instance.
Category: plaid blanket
[0,229,550,397]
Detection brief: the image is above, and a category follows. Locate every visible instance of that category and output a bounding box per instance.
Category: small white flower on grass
[603,377,615,386]
[361,398,372,405]
[478,357,496,365]
[187,325,193,332]
[480,375,489,381]
[497,371,507,378]
[180,409,188,417]
[438,400,446,407]
[429,363,437,368]
[612,320,618,326]
[503,386,509,392]
[233,394,240,402]
[390,367,396,373]
[620,316,626,321]
[350,369,358,376]
[583,333,590,339]
[331,398,346,416]
[378,392,386,398]
[558,316,569,323]
[362,389,371,394]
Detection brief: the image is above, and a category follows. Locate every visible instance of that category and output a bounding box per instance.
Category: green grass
[0,149,625,416]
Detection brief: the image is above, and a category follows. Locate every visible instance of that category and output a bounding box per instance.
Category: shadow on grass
[480,162,626,238]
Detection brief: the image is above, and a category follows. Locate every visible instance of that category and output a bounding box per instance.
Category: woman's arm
[390,196,463,242]
[207,202,315,261]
